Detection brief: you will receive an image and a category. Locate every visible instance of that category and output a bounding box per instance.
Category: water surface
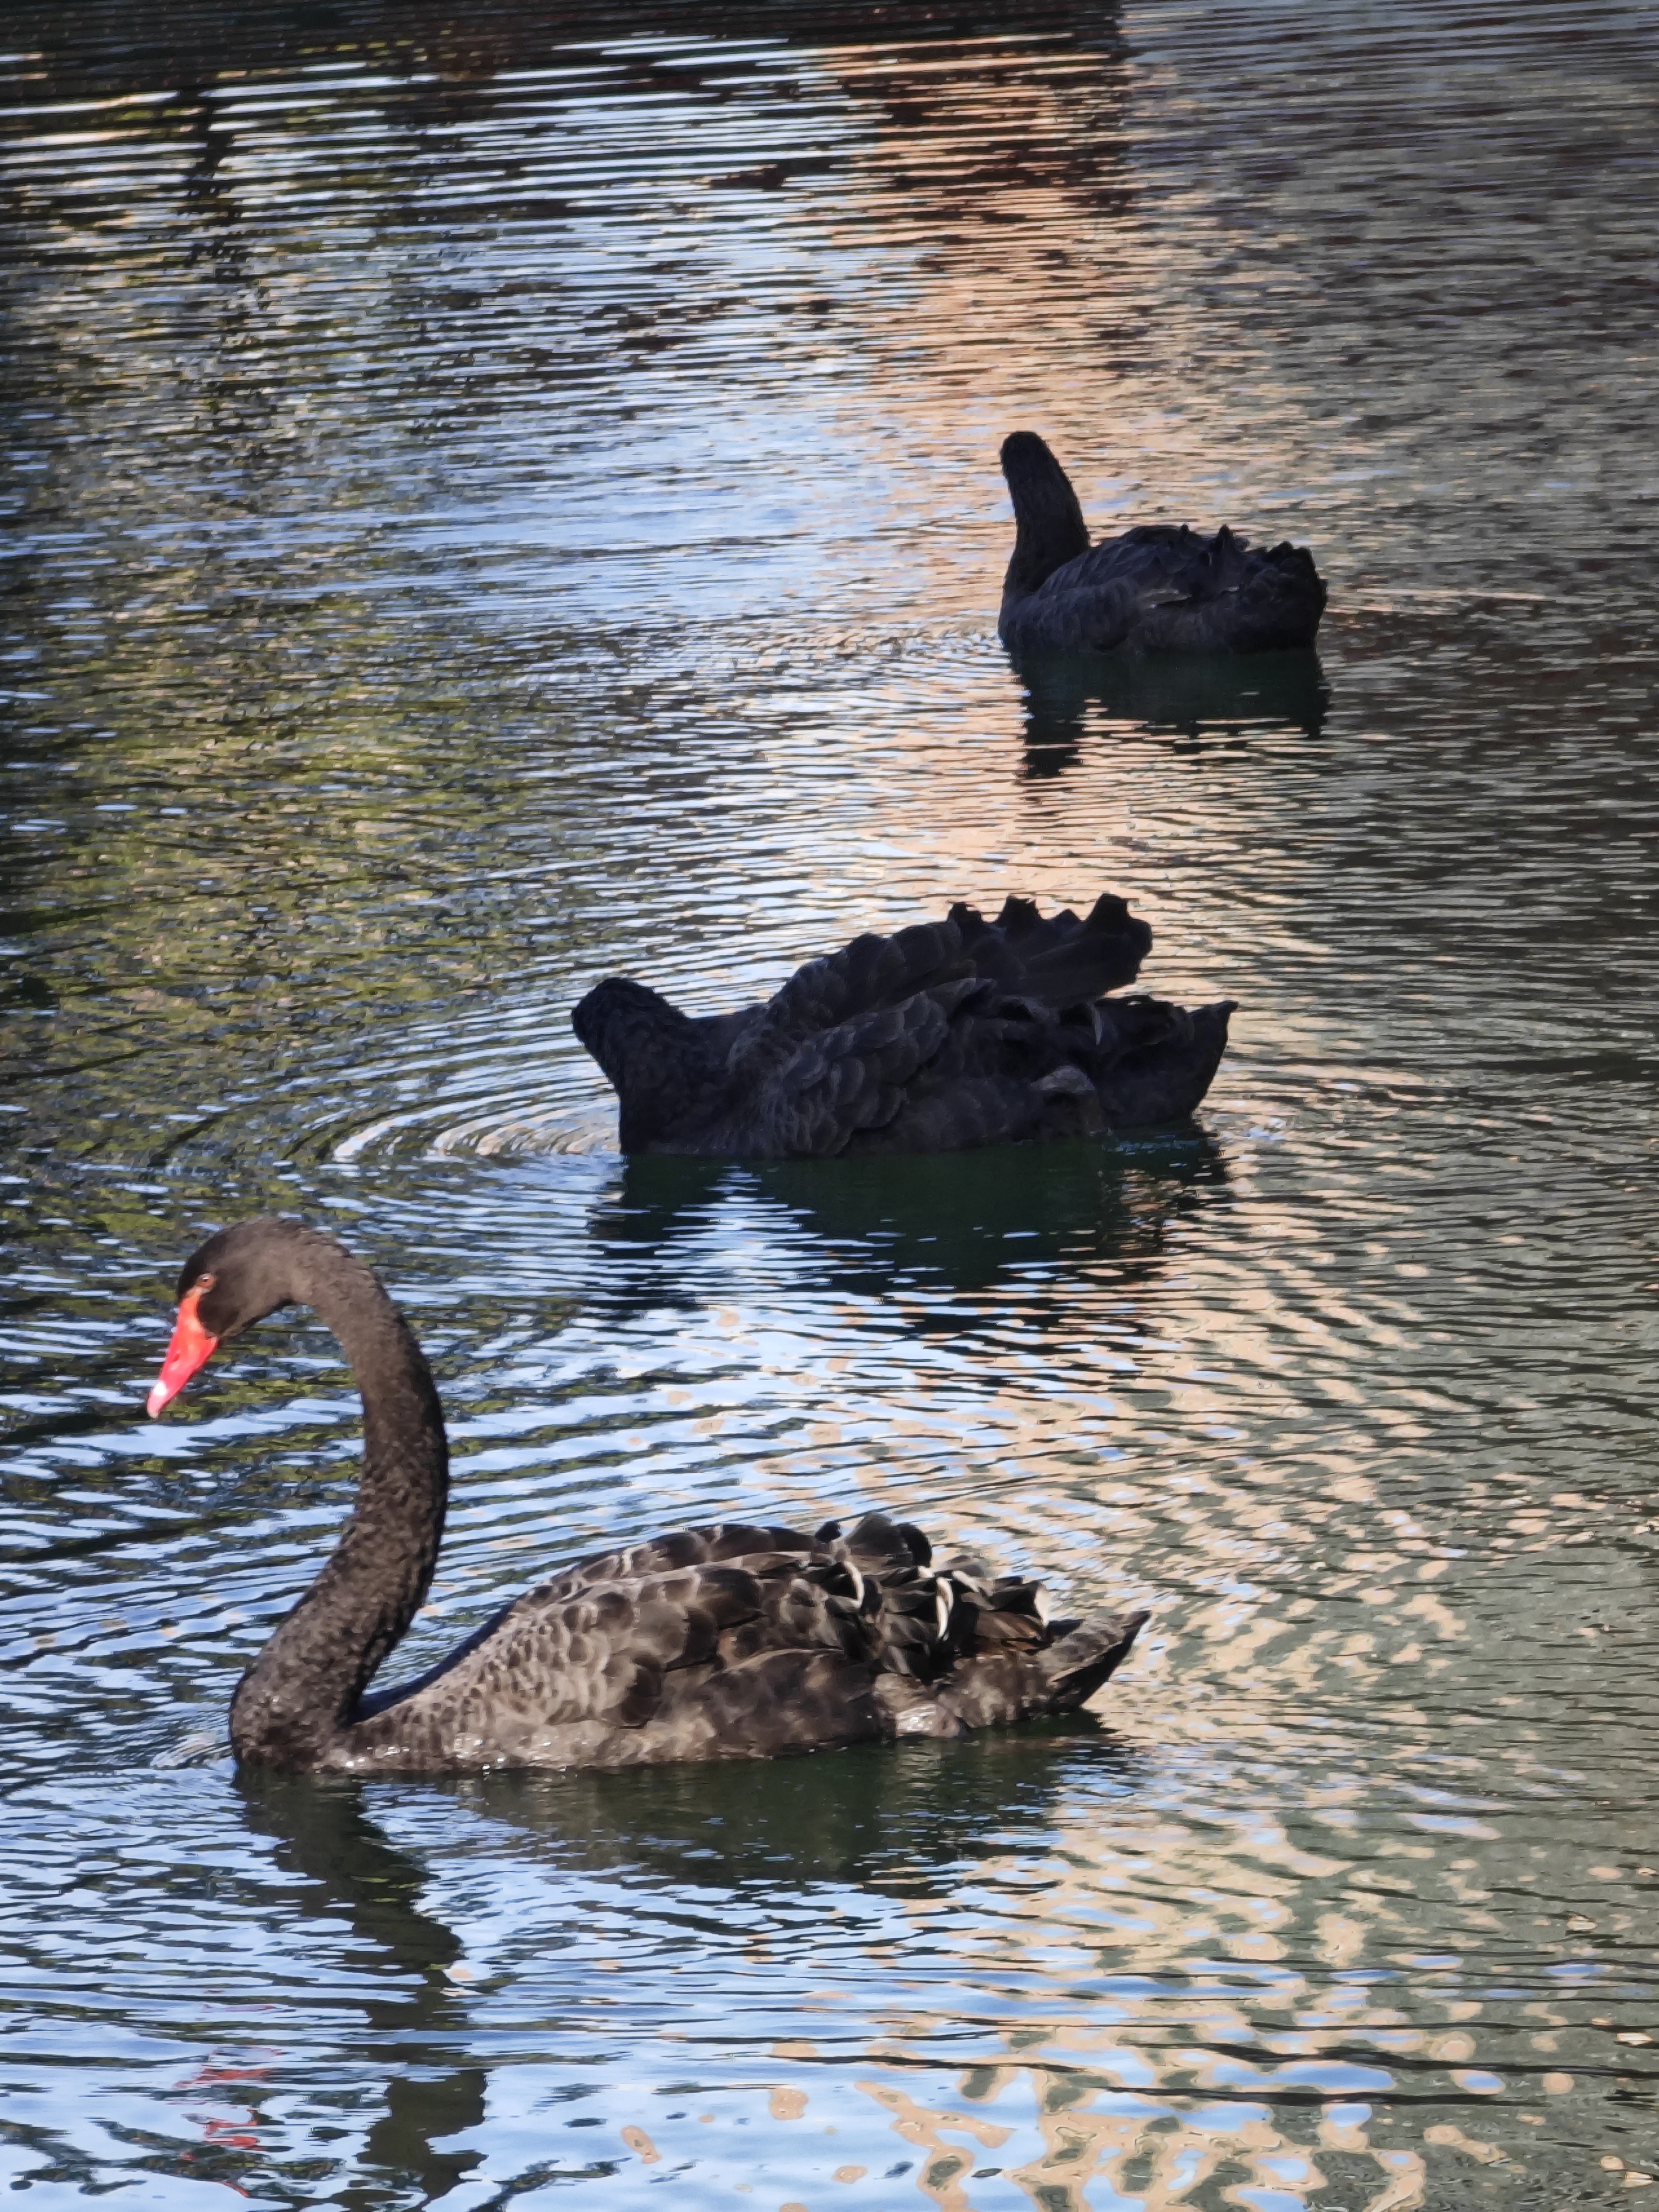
[4,2,1659,2205]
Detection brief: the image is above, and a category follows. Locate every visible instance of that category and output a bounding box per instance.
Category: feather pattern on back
[324,1510,1147,1773]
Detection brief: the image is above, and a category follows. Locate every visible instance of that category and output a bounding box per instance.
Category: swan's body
[147,1220,1147,1775]
[572,893,1232,1159]
[998,432,1326,655]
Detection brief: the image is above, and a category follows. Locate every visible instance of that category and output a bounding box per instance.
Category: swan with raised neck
[998,431,1327,655]
[149,1218,1146,1773]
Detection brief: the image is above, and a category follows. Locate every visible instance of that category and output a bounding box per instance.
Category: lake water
[4,2,1658,2205]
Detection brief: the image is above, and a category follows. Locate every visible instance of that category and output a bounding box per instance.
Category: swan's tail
[1089,997,1235,1125]
[1036,1612,1151,1709]
[936,1608,1149,1730]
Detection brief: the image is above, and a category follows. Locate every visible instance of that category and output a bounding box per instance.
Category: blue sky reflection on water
[3,0,1659,2205]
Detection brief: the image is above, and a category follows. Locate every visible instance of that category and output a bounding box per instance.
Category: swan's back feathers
[951,891,1150,1004]
[336,1512,1145,1771]
[534,1519,815,1596]
[570,892,1228,1158]
[744,896,1150,1048]
[733,921,969,1064]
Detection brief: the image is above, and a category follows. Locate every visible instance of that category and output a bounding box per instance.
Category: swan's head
[147,1217,323,1416]
[1000,430,1071,493]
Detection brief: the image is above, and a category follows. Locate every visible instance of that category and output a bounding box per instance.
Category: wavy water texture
[3,2,1658,2207]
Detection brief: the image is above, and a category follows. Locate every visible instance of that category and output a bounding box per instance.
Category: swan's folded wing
[707,983,1001,1157]
[1009,526,1245,650]
[400,1537,889,1739]
[535,1522,818,1601]
[653,1647,891,1759]
[406,1566,760,1736]
[729,920,969,1076]
[841,1070,1101,1155]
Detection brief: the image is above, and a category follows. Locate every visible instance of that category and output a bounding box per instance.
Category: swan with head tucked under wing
[147,1218,1148,1775]
[997,431,1327,656]
[572,891,1233,1158]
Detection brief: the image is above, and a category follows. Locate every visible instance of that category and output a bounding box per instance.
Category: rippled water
[4,1,1659,2204]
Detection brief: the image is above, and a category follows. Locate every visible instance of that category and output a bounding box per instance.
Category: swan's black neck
[228,1232,448,1768]
[1000,431,1091,607]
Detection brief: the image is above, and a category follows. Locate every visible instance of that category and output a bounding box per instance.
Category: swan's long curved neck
[230,1250,448,1768]
[1001,439,1091,608]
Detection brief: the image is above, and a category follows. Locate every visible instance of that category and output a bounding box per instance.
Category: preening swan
[998,431,1326,655]
[572,892,1232,1158]
[148,1219,1147,1774]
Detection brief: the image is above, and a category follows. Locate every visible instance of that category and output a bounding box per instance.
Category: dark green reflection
[451,1723,1141,1895]
[588,1135,1228,1323]
[238,1773,485,2205]
[1014,649,1330,777]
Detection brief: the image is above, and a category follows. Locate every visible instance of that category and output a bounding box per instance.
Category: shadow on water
[18,0,1120,99]
[458,1723,1142,1894]
[237,1729,1141,2196]
[237,1772,485,2205]
[1014,648,1329,777]
[585,1132,1231,1320]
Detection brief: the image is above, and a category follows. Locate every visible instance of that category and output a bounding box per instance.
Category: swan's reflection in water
[459,1719,1142,1889]
[237,1775,486,2204]
[225,1736,1484,2210]
[227,1732,1142,2202]
[585,1132,1230,1332]
[1013,649,1329,777]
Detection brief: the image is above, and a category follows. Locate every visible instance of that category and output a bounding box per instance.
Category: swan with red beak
[143,1218,1145,1774]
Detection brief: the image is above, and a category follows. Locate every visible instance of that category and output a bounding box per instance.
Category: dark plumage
[999,431,1326,655]
[571,893,1233,1158]
[147,1219,1148,1776]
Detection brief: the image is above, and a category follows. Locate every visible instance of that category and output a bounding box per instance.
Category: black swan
[147,1218,1148,1774]
[998,431,1326,655]
[571,893,1233,1158]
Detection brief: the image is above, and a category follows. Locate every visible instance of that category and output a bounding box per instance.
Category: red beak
[148,1287,220,1417]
